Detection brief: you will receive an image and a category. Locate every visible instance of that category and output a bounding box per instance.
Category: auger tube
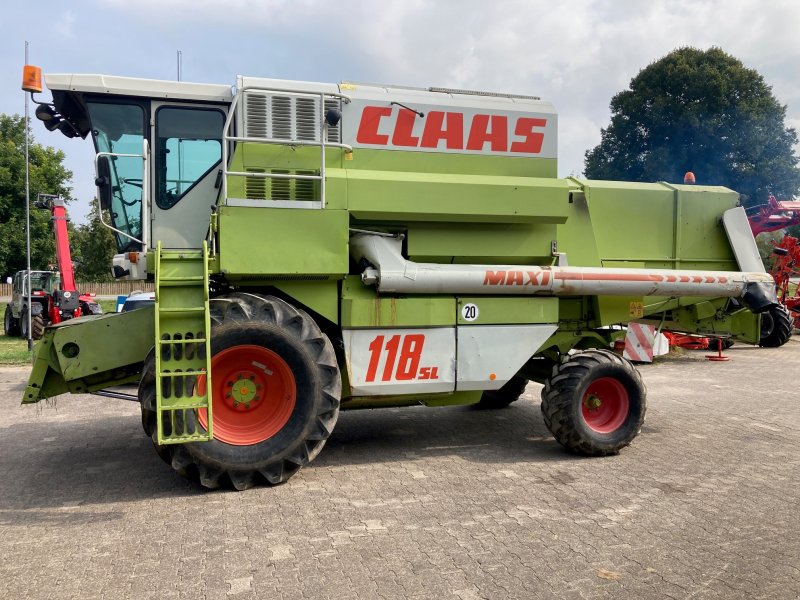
[350,234,777,312]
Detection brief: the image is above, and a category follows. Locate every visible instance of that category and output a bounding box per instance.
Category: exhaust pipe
[350,234,777,313]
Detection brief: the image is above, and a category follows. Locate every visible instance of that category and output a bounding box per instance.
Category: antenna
[177,50,182,81]
[23,41,32,352]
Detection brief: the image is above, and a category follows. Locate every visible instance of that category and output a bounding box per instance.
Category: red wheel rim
[197,345,296,445]
[581,377,629,433]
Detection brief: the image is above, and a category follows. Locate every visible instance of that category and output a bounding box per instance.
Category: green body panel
[268,280,340,324]
[218,206,349,277]
[577,180,740,270]
[348,171,569,224]
[456,297,559,325]
[343,148,557,179]
[405,222,557,264]
[23,308,154,404]
[343,390,483,410]
[341,276,455,327]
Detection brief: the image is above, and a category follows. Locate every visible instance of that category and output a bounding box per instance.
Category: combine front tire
[477,375,528,409]
[541,349,646,456]
[758,304,793,347]
[3,305,19,336]
[139,293,341,490]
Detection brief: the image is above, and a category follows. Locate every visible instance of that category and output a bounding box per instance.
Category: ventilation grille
[243,92,341,143]
[244,168,318,201]
[245,168,267,199]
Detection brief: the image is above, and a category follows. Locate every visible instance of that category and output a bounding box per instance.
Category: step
[158,338,208,345]
[158,307,206,314]
[155,240,213,445]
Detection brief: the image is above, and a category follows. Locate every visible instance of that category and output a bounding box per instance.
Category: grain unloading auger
[21,66,777,490]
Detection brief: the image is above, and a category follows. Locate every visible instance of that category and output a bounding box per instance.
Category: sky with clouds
[1,0,798,223]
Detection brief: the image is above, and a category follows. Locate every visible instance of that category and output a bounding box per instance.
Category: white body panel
[343,324,557,396]
[456,324,558,391]
[341,83,557,158]
[344,328,456,396]
[45,73,232,102]
[722,206,767,273]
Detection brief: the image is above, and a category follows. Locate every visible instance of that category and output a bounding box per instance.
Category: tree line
[0,114,115,282]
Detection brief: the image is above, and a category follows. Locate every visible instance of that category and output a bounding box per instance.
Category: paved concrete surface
[1,340,798,600]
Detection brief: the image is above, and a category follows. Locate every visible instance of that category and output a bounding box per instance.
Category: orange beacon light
[22,65,42,93]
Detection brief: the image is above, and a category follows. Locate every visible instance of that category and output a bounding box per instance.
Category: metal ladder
[154,241,214,444]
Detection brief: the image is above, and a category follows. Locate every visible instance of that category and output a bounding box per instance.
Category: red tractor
[3,195,102,340]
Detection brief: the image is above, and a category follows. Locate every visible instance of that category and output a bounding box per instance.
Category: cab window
[155,107,224,209]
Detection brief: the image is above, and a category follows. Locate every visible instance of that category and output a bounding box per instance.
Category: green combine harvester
[21,66,782,490]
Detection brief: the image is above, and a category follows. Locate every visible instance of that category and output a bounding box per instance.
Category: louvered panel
[245,168,267,199]
[324,99,341,143]
[271,170,291,200]
[244,94,269,138]
[270,96,292,140]
[294,171,316,201]
[295,97,318,142]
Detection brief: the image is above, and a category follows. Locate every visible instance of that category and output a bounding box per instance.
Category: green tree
[71,203,116,282]
[0,114,73,279]
[584,47,800,207]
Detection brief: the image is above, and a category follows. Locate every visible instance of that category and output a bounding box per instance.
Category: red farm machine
[3,194,102,340]
[746,193,800,332]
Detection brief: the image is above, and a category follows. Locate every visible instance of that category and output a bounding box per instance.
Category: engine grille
[243,92,341,143]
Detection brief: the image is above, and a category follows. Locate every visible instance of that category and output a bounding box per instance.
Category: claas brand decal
[343,101,557,158]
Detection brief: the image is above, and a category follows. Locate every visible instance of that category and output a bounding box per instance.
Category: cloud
[99,0,800,176]
[53,9,75,38]
[5,0,796,223]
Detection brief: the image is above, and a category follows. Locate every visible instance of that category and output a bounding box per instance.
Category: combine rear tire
[4,305,19,336]
[758,305,793,348]
[139,293,341,490]
[541,349,646,456]
[477,375,528,409]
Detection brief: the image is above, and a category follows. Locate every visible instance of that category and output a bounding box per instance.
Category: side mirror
[95,155,113,210]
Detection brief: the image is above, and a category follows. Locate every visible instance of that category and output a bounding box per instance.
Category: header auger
[21,66,776,490]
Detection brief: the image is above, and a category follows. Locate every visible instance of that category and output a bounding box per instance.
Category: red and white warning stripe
[623,323,669,363]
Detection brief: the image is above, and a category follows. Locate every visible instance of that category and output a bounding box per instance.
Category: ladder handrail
[94,143,149,248]
[220,85,353,208]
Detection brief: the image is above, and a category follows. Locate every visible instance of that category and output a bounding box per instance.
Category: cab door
[149,102,227,249]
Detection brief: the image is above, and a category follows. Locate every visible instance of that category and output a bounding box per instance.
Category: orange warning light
[683,171,696,184]
[22,65,42,93]
[489,373,497,381]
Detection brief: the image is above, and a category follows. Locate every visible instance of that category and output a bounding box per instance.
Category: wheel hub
[225,374,262,410]
[581,377,630,434]
[198,344,297,446]
[584,395,602,410]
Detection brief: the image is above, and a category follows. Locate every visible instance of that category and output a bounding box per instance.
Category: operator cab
[44,75,233,278]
